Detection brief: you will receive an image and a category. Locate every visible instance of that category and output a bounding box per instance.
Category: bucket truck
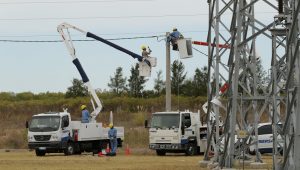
[145,111,209,156]
[27,22,158,156]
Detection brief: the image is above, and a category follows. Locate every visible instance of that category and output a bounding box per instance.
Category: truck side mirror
[26,121,29,129]
[144,120,148,128]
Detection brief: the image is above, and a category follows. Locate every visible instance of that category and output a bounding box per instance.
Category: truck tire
[185,143,197,156]
[74,143,82,155]
[248,149,255,155]
[156,150,166,156]
[64,142,74,156]
[35,149,46,156]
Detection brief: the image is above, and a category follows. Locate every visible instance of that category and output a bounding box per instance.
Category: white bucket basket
[177,38,193,59]
[147,56,157,67]
[139,62,151,77]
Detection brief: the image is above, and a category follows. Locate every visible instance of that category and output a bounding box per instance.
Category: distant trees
[153,70,165,95]
[108,67,127,95]
[256,60,269,85]
[193,67,208,96]
[128,63,148,97]
[171,60,187,95]
[65,78,88,98]
[179,67,208,96]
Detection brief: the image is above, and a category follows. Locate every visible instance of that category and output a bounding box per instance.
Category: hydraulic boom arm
[57,23,103,122]
[57,22,153,121]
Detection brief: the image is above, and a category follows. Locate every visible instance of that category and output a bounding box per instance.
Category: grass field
[0,150,202,170]
[0,150,274,170]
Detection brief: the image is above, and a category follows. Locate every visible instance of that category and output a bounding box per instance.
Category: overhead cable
[0,0,154,5]
[0,13,207,21]
[0,35,165,43]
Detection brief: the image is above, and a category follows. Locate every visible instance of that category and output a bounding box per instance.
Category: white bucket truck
[26,22,161,156]
[145,111,208,156]
[27,111,124,156]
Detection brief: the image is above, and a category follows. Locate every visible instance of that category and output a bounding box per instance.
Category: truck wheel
[74,143,82,155]
[249,149,255,155]
[35,149,46,156]
[156,150,166,156]
[185,143,197,156]
[64,142,74,156]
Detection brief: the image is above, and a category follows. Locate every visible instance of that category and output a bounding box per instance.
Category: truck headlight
[51,135,59,140]
[28,136,34,141]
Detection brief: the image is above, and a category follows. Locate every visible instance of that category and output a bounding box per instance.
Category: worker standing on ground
[108,123,117,156]
[81,105,90,123]
[167,28,184,51]
[141,45,152,59]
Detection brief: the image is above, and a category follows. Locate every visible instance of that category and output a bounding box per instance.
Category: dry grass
[0,150,276,170]
[0,150,203,170]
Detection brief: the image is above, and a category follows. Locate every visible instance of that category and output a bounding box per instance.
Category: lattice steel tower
[203,0,300,169]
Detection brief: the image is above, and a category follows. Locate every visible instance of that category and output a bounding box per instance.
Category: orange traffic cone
[125,144,130,156]
[105,143,111,154]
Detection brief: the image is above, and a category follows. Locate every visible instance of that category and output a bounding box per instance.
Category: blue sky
[0,0,276,93]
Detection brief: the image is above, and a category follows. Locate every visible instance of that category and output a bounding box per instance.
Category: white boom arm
[57,23,102,122]
[57,22,156,121]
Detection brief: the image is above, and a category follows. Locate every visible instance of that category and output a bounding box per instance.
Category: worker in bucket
[167,28,184,51]
[81,105,90,123]
[141,45,152,59]
[107,123,117,156]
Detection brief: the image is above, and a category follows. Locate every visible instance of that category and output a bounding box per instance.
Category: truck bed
[71,121,124,141]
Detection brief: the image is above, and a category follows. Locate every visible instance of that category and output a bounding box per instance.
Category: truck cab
[27,111,72,156]
[147,111,207,156]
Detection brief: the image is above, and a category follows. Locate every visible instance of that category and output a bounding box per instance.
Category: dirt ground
[0,150,273,170]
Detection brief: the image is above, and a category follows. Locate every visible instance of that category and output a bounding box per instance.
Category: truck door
[181,113,192,136]
[61,115,71,142]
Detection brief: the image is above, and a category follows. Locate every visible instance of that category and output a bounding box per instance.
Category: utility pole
[166,32,171,111]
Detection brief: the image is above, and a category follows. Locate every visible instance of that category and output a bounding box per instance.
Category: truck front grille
[34,135,51,141]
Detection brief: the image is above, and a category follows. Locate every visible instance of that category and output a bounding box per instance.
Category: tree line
[81,60,209,98]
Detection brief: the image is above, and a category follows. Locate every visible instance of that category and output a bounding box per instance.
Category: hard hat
[109,123,113,128]
[173,27,177,31]
[81,105,86,110]
[141,45,147,50]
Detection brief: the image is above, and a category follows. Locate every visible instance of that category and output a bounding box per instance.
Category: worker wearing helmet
[108,123,117,156]
[167,27,184,51]
[81,105,90,123]
[141,45,152,59]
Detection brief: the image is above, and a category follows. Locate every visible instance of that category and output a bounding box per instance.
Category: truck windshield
[151,114,180,129]
[29,116,60,132]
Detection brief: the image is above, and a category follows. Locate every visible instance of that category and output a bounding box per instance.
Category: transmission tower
[202,0,300,169]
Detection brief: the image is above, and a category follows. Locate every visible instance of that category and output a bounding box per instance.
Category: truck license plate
[39,147,46,150]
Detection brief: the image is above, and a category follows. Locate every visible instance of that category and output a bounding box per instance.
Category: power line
[0,35,165,43]
[192,47,208,57]
[0,30,212,38]
[0,0,153,5]
[0,13,207,21]
[0,12,277,21]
